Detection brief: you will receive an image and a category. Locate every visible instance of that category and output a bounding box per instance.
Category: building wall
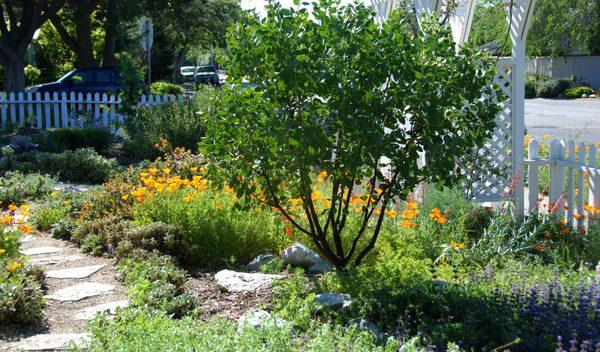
[526,56,600,88]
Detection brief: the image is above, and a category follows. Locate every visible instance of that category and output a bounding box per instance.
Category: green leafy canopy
[202,0,502,267]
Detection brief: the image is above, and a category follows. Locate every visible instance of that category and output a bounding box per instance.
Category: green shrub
[115,222,190,261]
[32,204,70,231]
[50,218,77,240]
[0,272,45,325]
[0,171,54,206]
[123,87,216,160]
[536,79,570,98]
[1,148,119,184]
[72,216,132,255]
[132,189,287,267]
[150,82,184,96]
[583,222,600,265]
[525,75,537,98]
[562,86,594,99]
[86,309,397,352]
[43,127,113,153]
[118,253,197,318]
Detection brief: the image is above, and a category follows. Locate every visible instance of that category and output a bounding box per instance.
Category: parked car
[180,66,197,84]
[193,65,220,85]
[26,67,126,95]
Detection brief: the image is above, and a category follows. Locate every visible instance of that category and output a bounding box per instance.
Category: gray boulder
[346,317,382,337]
[214,269,283,293]
[237,309,289,332]
[307,259,333,274]
[280,242,321,267]
[313,292,353,311]
[246,254,277,272]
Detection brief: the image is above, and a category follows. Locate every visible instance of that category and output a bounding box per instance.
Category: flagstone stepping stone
[12,333,90,351]
[47,264,106,279]
[21,246,62,256]
[215,269,284,293]
[45,282,115,302]
[29,255,84,265]
[74,300,129,320]
[19,234,35,243]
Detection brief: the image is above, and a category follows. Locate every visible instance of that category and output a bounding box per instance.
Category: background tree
[203,1,501,267]
[0,0,65,91]
[146,0,240,83]
[470,0,600,56]
[49,0,142,68]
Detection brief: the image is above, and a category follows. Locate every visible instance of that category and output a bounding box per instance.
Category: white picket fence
[525,138,600,229]
[0,92,180,131]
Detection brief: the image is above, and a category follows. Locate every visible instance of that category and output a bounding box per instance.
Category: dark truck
[26,67,126,95]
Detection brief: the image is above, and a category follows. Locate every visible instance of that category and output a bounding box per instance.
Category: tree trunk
[102,0,117,67]
[75,2,96,68]
[172,49,186,84]
[4,54,26,92]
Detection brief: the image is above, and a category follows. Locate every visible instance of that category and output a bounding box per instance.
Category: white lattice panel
[469,59,514,201]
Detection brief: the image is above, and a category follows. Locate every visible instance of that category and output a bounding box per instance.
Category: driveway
[525,98,600,144]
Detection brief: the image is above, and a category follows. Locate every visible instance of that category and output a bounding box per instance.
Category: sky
[240,0,366,17]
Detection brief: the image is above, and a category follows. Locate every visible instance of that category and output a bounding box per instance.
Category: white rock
[29,255,84,265]
[45,282,115,301]
[12,333,90,351]
[237,309,289,332]
[246,254,277,272]
[47,264,106,279]
[590,94,597,98]
[21,246,62,256]
[313,292,353,310]
[75,300,129,320]
[308,259,333,274]
[582,93,589,98]
[280,243,321,267]
[214,270,283,293]
[346,317,382,337]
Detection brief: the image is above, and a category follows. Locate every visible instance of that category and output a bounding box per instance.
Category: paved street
[525,98,600,144]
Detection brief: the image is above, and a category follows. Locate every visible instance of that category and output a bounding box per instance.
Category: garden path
[1,233,127,351]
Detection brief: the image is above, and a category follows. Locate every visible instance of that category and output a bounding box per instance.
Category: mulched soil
[185,271,275,322]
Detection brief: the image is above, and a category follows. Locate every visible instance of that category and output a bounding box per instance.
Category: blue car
[26,67,126,95]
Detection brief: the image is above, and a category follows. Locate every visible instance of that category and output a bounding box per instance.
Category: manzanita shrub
[203,0,502,267]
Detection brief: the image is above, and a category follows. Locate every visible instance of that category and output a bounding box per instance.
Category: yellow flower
[18,225,32,233]
[401,209,419,219]
[122,194,130,201]
[215,203,222,210]
[0,249,5,255]
[163,168,172,175]
[21,204,30,212]
[407,202,418,210]
[385,210,396,219]
[7,204,17,212]
[1,215,12,225]
[148,167,158,174]
[317,170,328,179]
[400,220,417,229]
[450,241,465,250]
[50,191,57,197]
[63,200,71,206]
[20,209,29,217]
[429,208,447,224]
[7,261,21,272]
[543,133,550,140]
